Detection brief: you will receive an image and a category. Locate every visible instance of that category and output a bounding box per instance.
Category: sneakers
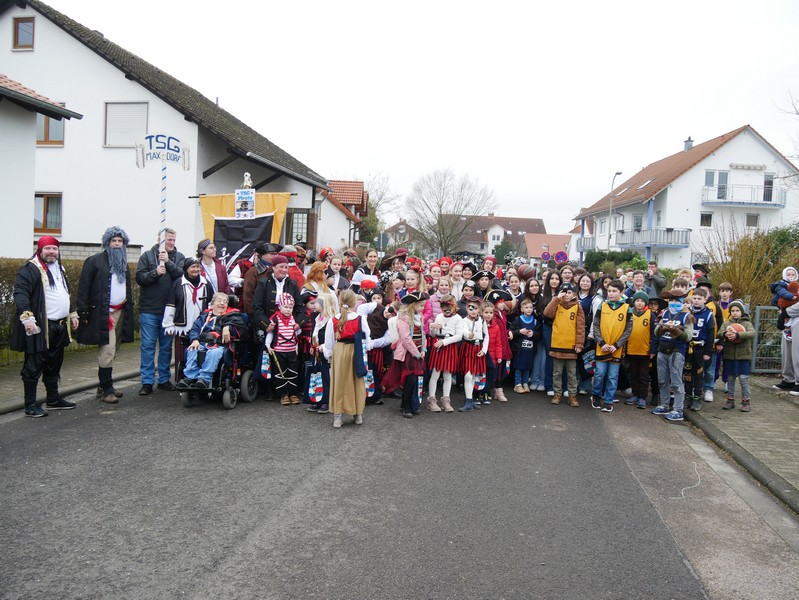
[25,404,48,418]
[195,379,210,390]
[563,390,570,398]
[652,406,671,415]
[157,381,177,391]
[138,384,153,396]
[740,400,751,412]
[636,398,647,409]
[664,410,684,422]
[317,404,330,414]
[624,396,637,406]
[723,398,735,410]
[790,385,799,396]
[522,384,530,393]
[546,390,555,397]
[333,415,343,428]
[46,397,76,410]
[354,414,363,425]
[307,404,320,412]
[514,384,525,394]
[551,394,561,405]
[591,396,602,410]
[689,397,702,412]
[703,389,714,402]
[601,402,613,413]
[578,388,589,396]
[772,380,794,390]
[177,379,191,390]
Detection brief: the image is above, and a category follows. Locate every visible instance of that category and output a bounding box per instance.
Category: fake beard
[106,246,127,283]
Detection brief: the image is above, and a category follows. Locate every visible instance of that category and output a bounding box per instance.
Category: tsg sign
[135,134,191,170]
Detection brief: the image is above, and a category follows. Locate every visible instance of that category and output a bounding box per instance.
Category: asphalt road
[1,383,791,599]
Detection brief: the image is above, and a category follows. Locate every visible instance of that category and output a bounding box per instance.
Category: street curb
[0,369,142,416]
[685,410,799,516]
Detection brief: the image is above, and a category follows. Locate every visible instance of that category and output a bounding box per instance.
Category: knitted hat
[438,256,453,266]
[270,255,288,266]
[183,257,201,272]
[631,290,650,303]
[360,279,377,291]
[101,226,129,248]
[729,299,746,314]
[277,293,294,308]
[36,235,59,251]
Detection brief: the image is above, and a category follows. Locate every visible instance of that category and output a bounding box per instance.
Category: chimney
[684,136,693,152]
[488,212,495,217]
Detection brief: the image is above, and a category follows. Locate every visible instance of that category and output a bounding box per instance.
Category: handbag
[582,349,596,375]
[352,318,368,378]
[260,350,271,380]
[365,369,375,397]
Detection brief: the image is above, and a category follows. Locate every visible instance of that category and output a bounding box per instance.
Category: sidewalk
[0,343,797,513]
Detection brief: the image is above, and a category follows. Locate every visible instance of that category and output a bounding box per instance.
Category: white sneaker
[547,390,555,397]
[703,390,714,402]
[354,414,363,425]
[333,415,343,428]
[578,389,588,396]
[537,385,545,391]
[563,391,570,398]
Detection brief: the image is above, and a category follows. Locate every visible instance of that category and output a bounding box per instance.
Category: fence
[752,306,782,374]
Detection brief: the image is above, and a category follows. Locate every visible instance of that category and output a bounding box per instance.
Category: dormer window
[13,17,34,50]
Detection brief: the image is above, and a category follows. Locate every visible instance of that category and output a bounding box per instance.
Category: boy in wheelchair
[178,292,248,389]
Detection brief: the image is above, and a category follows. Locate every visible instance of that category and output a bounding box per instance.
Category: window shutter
[105,102,148,146]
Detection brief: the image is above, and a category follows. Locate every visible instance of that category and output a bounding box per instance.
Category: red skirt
[459,342,486,375]
[428,342,458,373]
[368,347,385,380]
[381,355,424,394]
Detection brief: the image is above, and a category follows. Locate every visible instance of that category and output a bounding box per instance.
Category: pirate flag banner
[213,213,274,262]
[199,192,290,242]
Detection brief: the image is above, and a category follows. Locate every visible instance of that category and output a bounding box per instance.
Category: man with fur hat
[13,236,80,417]
[77,227,135,403]
[135,228,185,395]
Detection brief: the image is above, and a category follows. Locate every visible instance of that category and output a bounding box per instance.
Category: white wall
[0,5,318,255]
[316,199,354,253]
[0,101,36,258]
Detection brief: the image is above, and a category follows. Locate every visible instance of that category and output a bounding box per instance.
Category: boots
[569,394,579,407]
[458,397,475,412]
[723,397,735,410]
[440,396,454,413]
[427,395,442,412]
[740,399,751,412]
[551,393,562,405]
[98,367,119,403]
[495,388,508,402]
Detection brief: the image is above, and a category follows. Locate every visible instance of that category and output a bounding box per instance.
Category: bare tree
[406,169,496,256]
[365,173,401,224]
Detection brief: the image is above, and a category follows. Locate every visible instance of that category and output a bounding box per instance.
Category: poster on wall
[213,213,275,263]
[235,188,255,219]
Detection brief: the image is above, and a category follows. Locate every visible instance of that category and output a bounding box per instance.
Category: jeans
[543,323,554,390]
[183,345,225,384]
[531,344,547,388]
[140,312,173,385]
[514,369,530,386]
[703,352,717,391]
[657,352,686,412]
[592,360,620,404]
[728,374,751,399]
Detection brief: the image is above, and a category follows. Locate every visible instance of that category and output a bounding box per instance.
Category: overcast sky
[52,0,799,234]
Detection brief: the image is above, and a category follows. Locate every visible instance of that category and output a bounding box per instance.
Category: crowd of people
[13,229,799,427]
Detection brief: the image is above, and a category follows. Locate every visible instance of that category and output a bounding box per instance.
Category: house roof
[576,125,798,219]
[328,180,368,213]
[453,213,547,244]
[4,0,327,189]
[318,189,360,223]
[523,233,571,258]
[0,72,82,120]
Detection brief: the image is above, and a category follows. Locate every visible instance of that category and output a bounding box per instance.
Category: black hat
[559,282,576,293]
[485,289,513,305]
[692,263,710,274]
[254,245,269,256]
[182,257,200,272]
[648,297,668,311]
[462,280,477,291]
[461,262,477,274]
[401,291,422,304]
[294,241,308,250]
[695,276,713,290]
[264,243,283,254]
[472,270,495,282]
[299,289,317,304]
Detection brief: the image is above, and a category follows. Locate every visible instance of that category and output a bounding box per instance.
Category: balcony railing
[576,236,595,252]
[614,227,691,248]
[702,185,786,208]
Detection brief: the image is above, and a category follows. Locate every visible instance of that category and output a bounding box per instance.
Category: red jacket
[487,318,504,361]
[288,264,305,289]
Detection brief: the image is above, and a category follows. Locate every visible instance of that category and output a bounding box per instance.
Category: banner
[200,192,290,242]
[213,214,274,260]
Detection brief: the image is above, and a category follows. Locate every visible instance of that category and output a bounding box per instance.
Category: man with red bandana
[12,236,80,417]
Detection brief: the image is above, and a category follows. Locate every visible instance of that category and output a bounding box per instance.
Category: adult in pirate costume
[12,236,80,417]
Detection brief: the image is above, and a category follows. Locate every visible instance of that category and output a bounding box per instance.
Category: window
[637,178,655,190]
[655,211,661,227]
[13,17,34,49]
[479,243,486,250]
[700,213,713,228]
[491,234,500,241]
[36,112,65,145]
[745,213,759,228]
[104,102,148,146]
[653,253,659,264]
[614,214,624,231]
[764,173,774,202]
[34,193,62,233]
[289,210,308,244]
[598,219,606,234]
[705,170,728,199]
[633,214,643,229]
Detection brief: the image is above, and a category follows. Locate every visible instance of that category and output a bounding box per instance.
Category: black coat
[11,260,75,353]
[76,252,135,346]
[135,244,185,315]
[252,275,304,331]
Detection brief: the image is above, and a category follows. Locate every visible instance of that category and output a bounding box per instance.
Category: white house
[0,0,348,259]
[0,72,81,258]
[314,188,361,253]
[574,125,799,268]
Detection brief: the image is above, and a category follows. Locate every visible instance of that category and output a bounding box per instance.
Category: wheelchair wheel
[222,387,237,410]
[240,370,257,402]
[180,391,194,408]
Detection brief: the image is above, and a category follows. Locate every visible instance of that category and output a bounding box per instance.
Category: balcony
[614,227,691,248]
[576,236,595,252]
[702,185,786,208]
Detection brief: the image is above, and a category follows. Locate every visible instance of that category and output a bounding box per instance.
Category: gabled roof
[454,213,547,244]
[328,180,368,213]
[317,189,360,223]
[3,0,327,189]
[0,72,82,120]
[577,125,798,219]
[523,233,571,258]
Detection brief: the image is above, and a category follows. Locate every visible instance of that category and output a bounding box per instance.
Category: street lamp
[607,171,622,251]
